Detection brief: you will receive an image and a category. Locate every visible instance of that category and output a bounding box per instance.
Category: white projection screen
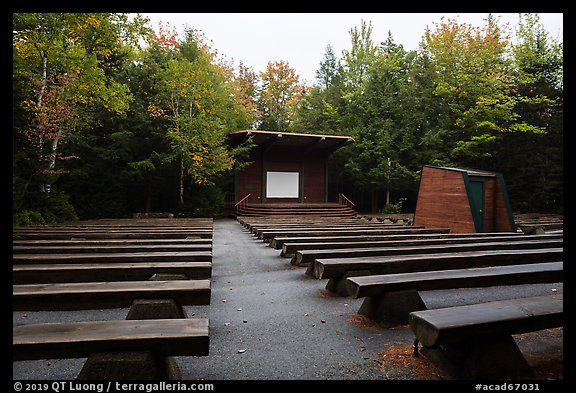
[266,171,299,198]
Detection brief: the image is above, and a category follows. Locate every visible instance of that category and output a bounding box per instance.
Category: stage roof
[228,130,354,151]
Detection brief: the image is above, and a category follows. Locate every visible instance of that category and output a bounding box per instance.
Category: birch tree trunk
[37,54,50,193]
[179,153,184,205]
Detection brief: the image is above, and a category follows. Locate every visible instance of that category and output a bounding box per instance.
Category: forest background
[12,13,563,224]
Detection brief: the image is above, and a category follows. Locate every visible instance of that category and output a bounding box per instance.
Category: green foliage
[13,210,46,226]
[13,191,78,226]
[12,13,562,221]
[319,14,562,213]
[175,184,226,218]
[382,198,407,214]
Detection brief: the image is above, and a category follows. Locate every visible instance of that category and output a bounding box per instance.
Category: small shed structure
[413,165,516,233]
[228,130,354,204]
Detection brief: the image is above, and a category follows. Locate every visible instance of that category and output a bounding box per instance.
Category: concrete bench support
[78,273,191,380]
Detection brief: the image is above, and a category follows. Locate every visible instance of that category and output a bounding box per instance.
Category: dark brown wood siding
[303,152,326,203]
[494,179,515,232]
[234,146,327,204]
[235,149,262,203]
[413,166,476,233]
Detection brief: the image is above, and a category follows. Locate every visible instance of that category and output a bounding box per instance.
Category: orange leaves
[154,21,178,49]
[258,60,305,130]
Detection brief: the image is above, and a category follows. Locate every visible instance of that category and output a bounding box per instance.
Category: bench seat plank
[293,238,563,265]
[13,231,212,240]
[280,233,562,257]
[13,262,212,284]
[347,261,563,298]
[13,244,212,254]
[259,227,447,241]
[13,279,211,311]
[13,238,212,247]
[13,318,210,361]
[252,223,409,236]
[311,248,564,279]
[13,251,212,264]
[270,231,518,249]
[409,294,563,347]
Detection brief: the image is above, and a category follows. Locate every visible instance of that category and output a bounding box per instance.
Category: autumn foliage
[13,13,562,223]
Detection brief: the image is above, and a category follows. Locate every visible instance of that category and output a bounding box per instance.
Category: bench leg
[126,298,187,320]
[77,351,180,380]
[358,290,427,327]
[419,333,534,379]
[325,270,372,297]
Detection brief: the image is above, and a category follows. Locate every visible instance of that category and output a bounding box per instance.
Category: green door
[468,178,485,232]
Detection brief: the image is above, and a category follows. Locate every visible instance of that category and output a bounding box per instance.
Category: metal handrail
[234,193,251,215]
[338,193,356,209]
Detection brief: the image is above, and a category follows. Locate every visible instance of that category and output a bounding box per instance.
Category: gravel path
[13,218,563,380]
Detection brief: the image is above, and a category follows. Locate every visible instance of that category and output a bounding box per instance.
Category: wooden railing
[338,193,356,209]
[234,193,251,216]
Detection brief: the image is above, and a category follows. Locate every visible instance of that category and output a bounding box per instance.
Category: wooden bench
[246,220,383,234]
[256,226,429,241]
[250,222,407,235]
[12,218,214,380]
[309,248,563,296]
[13,318,210,361]
[267,227,451,245]
[291,238,563,265]
[12,238,212,247]
[13,243,213,254]
[17,217,213,229]
[12,230,212,240]
[409,294,563,379]
[237,216,354,229]
[13,279,211,310]
[13,262,212,284]
[12,250,212,264]
[13,272,212,379]
[280,233,561,257]
[346,261,562,326]
[271,230,464,250]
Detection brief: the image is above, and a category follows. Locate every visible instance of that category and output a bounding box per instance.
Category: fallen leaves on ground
[377,343,447,380]
[318,289,337,298]
[347,313,380,328]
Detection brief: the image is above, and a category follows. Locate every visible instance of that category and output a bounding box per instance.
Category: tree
[256,60,306,131]
[229,62,259,129]
[420,15,556,168]
[151,27,252,208]
[13,12,149,223]
[293,45,346,134]
[497,13,563,212]
[341,20,379,90]
[316,44,340,90]
[340,34,421,212]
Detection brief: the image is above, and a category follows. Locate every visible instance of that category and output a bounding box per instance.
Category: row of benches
[513,213,563,234]
[13,218,214,380]
[237,215,563,379]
